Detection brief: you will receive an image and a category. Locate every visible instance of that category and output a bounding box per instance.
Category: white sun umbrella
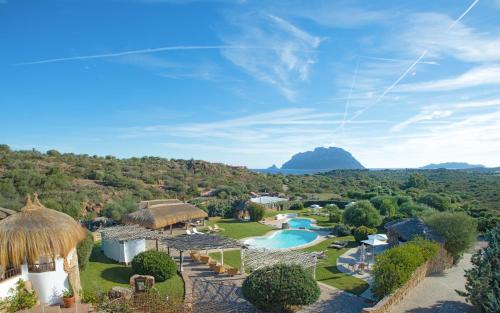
[368,234,388,241]
[361,238,389,263]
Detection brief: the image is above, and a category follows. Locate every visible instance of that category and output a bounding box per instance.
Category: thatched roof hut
[0,207,16,221]
[122,199,208,230]
[0,194,86,267]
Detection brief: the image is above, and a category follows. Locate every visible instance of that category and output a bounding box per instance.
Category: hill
[281,147,364,170]
[421,162,485,170]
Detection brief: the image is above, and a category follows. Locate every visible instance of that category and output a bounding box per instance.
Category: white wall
[0,264,28,299]
[102,238,145,264]
[28,258,69,305]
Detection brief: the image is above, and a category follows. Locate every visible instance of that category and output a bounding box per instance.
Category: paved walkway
[390,252,477,313]
[337,247,376,300]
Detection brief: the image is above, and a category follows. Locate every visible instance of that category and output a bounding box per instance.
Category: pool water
[288,218,318,229]
[244,230,318,249]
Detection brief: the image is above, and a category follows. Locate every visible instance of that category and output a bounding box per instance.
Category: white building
[100,225,152,264]
[0,195,86,305]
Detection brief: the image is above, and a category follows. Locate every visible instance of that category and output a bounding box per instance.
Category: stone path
[337,247,376,300]
[299,283,369,313]
[389,245,484,313]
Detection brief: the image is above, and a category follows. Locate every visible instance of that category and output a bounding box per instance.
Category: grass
[80,244,184,300]
[208,250,241,269]
[207,217,272,239]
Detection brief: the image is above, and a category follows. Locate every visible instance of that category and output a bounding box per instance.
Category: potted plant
[62,285,75,308]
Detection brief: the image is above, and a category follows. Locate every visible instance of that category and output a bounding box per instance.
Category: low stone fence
[362,247,452,313]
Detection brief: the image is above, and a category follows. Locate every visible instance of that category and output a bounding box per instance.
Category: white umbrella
[368,234,388,241]
[361,238,388,263]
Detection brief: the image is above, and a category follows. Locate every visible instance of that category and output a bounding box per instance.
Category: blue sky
[1,0,500,168]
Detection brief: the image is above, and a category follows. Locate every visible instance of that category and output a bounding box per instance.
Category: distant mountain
[421,162,485,170]
[281,147,364,170]
[268,164,279,170]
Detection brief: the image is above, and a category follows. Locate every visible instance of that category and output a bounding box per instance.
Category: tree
[353,226,377,243]
[405,173,429,189]
[418,193,452,211]
[325,204,342,222]
[370,196,397,217]
[289,202,304,211]
[457,225,500,313]
[246,202,265,222]
[424,212,477,263]
[343,200,382,228]
[242,264,320,312]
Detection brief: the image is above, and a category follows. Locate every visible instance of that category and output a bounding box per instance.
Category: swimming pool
[244,230,318,249]
[288,218,318,229]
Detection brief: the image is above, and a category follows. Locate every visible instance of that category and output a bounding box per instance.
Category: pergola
[161,234,242,272]
[99,224,165,250]
[241,248,319,278]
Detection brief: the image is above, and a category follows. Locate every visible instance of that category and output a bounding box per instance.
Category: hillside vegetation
[0,145,498,230]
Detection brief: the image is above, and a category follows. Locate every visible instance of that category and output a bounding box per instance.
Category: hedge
[242,264,320,312]
[372,238,440,299]
[77,230,94,270]
[131,251,177,282]
[353,226,377,243]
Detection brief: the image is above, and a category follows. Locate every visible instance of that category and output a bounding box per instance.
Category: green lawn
[80,245,184,300]
[207,217,272,239]
[208,217,368,296]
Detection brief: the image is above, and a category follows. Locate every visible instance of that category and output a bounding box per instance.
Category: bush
[424,212,477,263]
[326,204,342,223]
[343,200,382,228]
[77,230,94,270]
[246,203,265,222]
[418,193,452,211]
[242,264,320,312]
[132,251,177,282]
[353,226,377,243]
[0,280,37,313]
[370,196,398,217]
[458,225,500,313]
[372,238,440,299]
[331,224,351,236]
[289,202,304,211]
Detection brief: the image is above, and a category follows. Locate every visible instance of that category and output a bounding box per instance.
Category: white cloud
[391,110,453,132]
[398,13,500,63]
[396,66,500,92]
[220,12,321,101]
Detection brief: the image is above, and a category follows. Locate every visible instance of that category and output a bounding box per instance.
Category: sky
[1,0,500,168]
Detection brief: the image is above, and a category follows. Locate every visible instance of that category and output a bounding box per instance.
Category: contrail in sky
[343,0,480,124]
[13,45,308,66]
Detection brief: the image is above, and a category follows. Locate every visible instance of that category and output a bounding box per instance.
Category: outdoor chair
[329,241,347,249]
[207,226,216,233]
[214,264,226,274]
[186,229,193,235]
[200,255,211,264]
[192,227,204,235]
[208,260,217,270]
[190,252,201,262]
[214,224,225,231]
[226,267,239,277]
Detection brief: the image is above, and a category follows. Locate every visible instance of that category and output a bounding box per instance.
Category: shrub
[370,196,398,216]
[331,224,351,236]
[77,230,94,270]
[326,204,342,223]
[458,225,500,313]
[289,202,304,211]
[353,226,377,243]
[246,203,265,222]
[372,238,440,299]
[242,264,320,312]
[0,280,37,313]
[424,212,477,263]
[343,200,382,228]
[418,193,452,211]
[132,251,177,282]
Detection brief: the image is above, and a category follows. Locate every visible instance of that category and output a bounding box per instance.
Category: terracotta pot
[63,296,75,308]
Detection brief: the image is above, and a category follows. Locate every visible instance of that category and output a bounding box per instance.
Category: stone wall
[362,246,452,313]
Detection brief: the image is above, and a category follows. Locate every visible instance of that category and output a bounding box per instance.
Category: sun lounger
[214,224,225,231]
[207,226,217,233]
[190,252,201,262]
[192,227,204,235]
[329,241,347,249]
[208,260,217,270]
[186,229,193,235]
[200,255,210,264]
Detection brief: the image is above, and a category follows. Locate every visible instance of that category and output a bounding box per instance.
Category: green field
[80,245,184,300]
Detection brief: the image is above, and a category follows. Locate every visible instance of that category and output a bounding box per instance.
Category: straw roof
[0,194,87,267]
[122,199,208,230]
[0,207,16,221]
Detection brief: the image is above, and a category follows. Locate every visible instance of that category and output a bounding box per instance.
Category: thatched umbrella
[0,194,86,268]
[122,199,208,230]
